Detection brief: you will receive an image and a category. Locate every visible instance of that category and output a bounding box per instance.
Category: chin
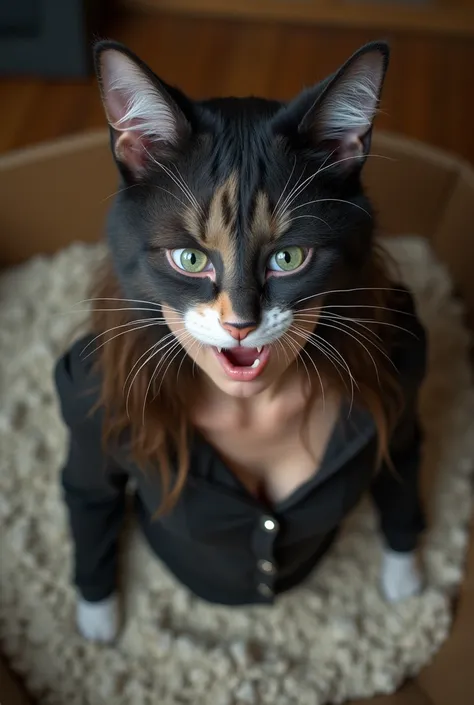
[213,375,271,399]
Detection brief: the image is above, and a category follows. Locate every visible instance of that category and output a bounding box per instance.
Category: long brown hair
[90,246,402,513]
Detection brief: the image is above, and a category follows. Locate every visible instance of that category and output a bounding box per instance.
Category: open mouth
[213,345,270,381]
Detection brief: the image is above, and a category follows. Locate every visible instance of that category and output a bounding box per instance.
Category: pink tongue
[224,347,259,367]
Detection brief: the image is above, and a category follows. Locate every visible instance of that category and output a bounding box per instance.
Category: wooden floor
[0,9,473,163]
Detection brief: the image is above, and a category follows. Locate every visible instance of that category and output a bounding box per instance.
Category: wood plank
[0,11,473,165]
[7,81,97,151]
[0,81,43,153]
[220,21,282,97]
[123,0,474,37]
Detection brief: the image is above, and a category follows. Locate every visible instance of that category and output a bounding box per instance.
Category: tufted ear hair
[94,41,191,177]
[276,42,389,174]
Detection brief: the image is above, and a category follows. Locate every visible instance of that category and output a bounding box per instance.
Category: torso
[192,381,341,505]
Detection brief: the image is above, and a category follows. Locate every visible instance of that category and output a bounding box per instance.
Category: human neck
[198,362,311,419]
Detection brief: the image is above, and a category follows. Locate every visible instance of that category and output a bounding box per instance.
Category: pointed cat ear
[283,42,389,171]
[94,42,191,176]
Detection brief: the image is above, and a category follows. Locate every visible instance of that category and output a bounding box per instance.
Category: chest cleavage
[196,393,341,505]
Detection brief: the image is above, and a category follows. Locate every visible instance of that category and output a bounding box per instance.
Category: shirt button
[258,583,274,598]
[261,516,278,533]
[258,559,275,574]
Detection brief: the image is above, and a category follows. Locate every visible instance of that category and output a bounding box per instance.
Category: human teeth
[257,347,263,353]
[251,358,261,369]
[218,347,222,353]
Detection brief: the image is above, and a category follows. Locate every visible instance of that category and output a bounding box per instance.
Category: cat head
[94,40,389,384]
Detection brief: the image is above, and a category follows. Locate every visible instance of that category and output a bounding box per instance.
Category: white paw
[380,548,423,603]
[76,594,120,643]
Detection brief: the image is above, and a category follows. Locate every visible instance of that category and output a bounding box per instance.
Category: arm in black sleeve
[55,337,128,602]
[370,290,427,553]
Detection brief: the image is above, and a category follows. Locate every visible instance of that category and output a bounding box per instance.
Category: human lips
[212,345,270,381]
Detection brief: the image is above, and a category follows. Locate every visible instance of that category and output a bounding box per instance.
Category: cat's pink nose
[222,321,257,341]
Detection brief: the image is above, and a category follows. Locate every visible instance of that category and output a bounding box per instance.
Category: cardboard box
[0,130,473,705]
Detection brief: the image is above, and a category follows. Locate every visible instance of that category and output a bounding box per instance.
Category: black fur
[95,40,389,326]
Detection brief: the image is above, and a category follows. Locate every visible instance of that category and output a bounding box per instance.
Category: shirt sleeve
[54,336,128,602]
[370,289,427,553]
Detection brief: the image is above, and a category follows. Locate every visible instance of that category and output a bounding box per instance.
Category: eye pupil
[271,246,304,272]
[177,248,208,273]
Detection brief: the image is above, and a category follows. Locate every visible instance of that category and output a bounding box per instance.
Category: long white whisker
[324,312,415,343]
[291,325,350,411]
[144,145,203,216]
[177,336,198,384]
[325,315,417,338]
[275,338,290,368]
[279,153,333,215]
[127,343,163,419]
[291,325,348,379]
[303,304,415,318]
[289,214,332,228]
[289,198,371,218]
[284,330,325,411]
[294,313,384,343]
[274,163,307,220]
[281,330,300,372]
[142,332,192,423]
[71,307,170,315]
[138,342,167,421]
[281,331,306,379]
[302,310,418,339]
[124,331,177,395]
[272,154,297,218]
[149,339,183,406]
[293,325,356,380]
[102,183,190,209]
[273,339,280,364]
[155,333,194,400]
[142,347,164,423]
[283,154,392,214]
[314,146,339,176]
[315,153,394,180]
[291,323,356,414]
[295,286,410,307]
[191,343,202,378]
[314,320,382,384]
[317,319,394,366]
[81,317,170,357]
[81,320,167,359]
[145,148,193,205]
[296,316,382,344]
[171,162,204,216]
[127,333,177,393]
[151,332,192,395]
[73,297,163,309]
[127,334,181,418]
[102,182,142,203]
[280,164,324,213]
[156,183,195,211]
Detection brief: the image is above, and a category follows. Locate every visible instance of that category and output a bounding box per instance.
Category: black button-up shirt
[55,292,426,606]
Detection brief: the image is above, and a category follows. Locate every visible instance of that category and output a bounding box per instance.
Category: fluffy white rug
[0,236,473,705]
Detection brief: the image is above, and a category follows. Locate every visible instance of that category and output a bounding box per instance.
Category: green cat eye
[171,248,209,273]
[268,246,305,272]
